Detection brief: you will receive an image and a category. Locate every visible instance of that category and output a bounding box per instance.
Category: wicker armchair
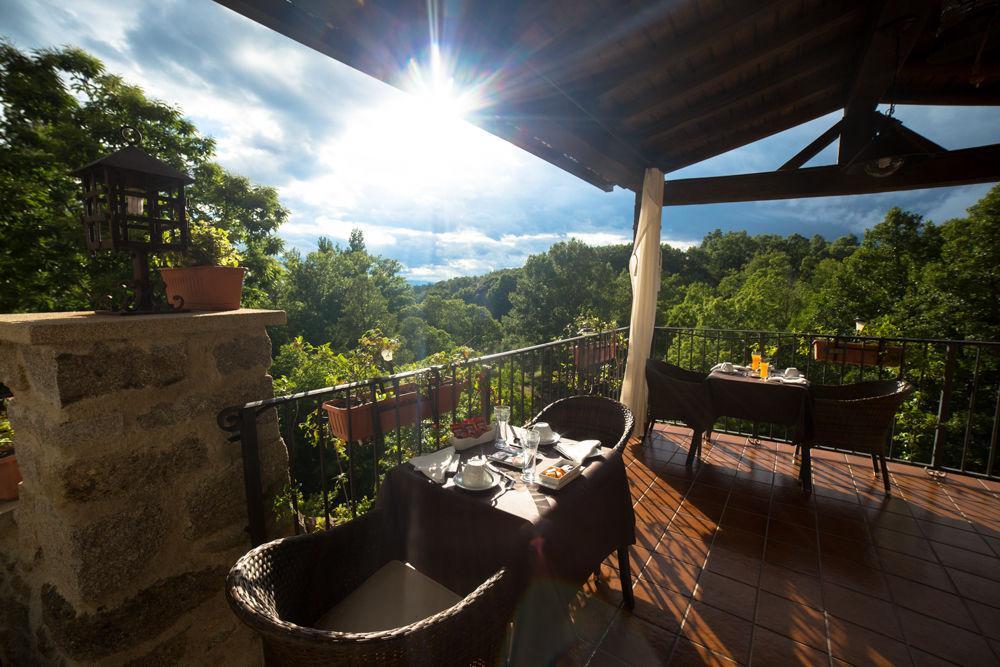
[226,508,517,666]
[526,395,636,609]
[645,359,714,465]
[527,395,634,452]
[804,380,914,494]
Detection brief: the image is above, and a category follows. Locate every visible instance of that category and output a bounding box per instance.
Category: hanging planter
[573,336,618,370]
[322,383,426,442]
[0,448,21,501]
[813,339,904,367]
[427,377,469,415]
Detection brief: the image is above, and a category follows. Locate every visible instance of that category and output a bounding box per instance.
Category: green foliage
[0,42,285,312]
[160,220,241,268]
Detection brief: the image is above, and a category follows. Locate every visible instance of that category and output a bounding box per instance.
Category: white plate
[453,469,500,492]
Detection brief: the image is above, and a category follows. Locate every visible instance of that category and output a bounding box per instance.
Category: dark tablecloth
[707,371,812,441]
[374,438,635,664]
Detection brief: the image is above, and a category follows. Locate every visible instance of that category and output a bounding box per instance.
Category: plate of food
[536,458,584,490]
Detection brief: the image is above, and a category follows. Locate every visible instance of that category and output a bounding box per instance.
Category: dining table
[372,428,636,665]
[706,370,814,487]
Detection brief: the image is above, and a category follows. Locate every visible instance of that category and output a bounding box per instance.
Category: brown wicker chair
[804,380,915,494]
[526,395,636,609]
[644,359,714,465]
[226,508,517,666]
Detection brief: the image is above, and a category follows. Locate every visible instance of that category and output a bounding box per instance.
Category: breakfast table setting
[370,413,635,665]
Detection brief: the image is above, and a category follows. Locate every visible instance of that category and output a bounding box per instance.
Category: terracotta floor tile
[569,592,620,644]
[635,519,669,552]
[727,491,771,517]
[765,539,820,577]
[909,647,958,667]
[692,570,758,620]
[819,532,880,567]
[720,507,768,535]
[704,544,763,587]
[681,600,753,664]
[815,495,868,522]
[820,554,890,600]
[867,511,923,538]
[640,551,701,597]
[750,626,829,666]
[598,611,675,666]
[754,590,827,651]
[817,514,870,542]
[686,482,731,504]
[875,548,956,593]
[884,573,977,631]
[729,478,774,499]
[822,581,902,640]
[759,563,824,609]
[767,518,818,550]
[918,520,993,555]
[770,501,817,529]
[678,498,726,522]
[668,638,738,666]
[587,648,629,666]
[946,568,1000,608]
[861,494,913,516]
[667,510,719,541]
[932,542,1000,582]
[631,577,689,634]
[872,527,938,561]
[654,532,712,568]
[714,527,765,559]
[827,616,911,667]
[965,599,1000,641]
[898,608,997,666]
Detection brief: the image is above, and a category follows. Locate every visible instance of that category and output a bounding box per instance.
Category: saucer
[538,433,561,446]
[453,469,500,492]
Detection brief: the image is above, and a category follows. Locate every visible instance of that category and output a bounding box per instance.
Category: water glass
[521,428,540,483]
[494,405,511,446]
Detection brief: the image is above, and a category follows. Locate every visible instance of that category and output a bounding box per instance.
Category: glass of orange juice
[751,353,761,371]
[759,360,770,379]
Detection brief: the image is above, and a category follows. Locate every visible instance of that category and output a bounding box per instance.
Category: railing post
[239,406,267,547]
[480,365,493,421]
[930,343,957,470]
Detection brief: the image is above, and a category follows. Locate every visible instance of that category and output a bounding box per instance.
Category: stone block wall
[0,310,288,665]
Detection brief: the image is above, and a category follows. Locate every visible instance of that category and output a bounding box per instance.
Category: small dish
[538,433,561,446]
[453,469,500,492]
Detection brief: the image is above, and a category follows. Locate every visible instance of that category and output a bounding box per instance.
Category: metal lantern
[73,128,193,313]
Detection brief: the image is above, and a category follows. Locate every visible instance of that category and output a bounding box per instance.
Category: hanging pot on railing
[322,383,425,442]
[0,448,21,501]
[812,339,904,367]
[427,377,469,415]
[573,336,617,370]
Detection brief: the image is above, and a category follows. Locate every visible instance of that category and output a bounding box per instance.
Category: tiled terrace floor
[566,424,1000,666]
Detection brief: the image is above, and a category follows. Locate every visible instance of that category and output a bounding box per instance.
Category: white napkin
[765,375,809,385]
[409,446,456,483]
[555,439,602,464]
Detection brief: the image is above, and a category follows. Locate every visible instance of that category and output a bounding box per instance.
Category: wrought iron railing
[219,328,628,545]
[652,327,1000,480]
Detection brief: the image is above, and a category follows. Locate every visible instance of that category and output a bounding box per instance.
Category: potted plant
[159,220,246,310]
[0,406,20,501]
[570,316,619,370]
[813,338,903,367]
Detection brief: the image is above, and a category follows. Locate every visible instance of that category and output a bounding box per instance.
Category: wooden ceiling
[216,0,1000,194]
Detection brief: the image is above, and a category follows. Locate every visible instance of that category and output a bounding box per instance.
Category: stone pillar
[0,310,288,665]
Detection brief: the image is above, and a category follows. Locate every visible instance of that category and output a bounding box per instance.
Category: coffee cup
[720,362,734,373]
[533,422,556,442]
[784,367,800,378]
[461,457,489,488]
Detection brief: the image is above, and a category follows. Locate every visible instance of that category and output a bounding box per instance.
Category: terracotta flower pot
[160,266,246,311]
[0,453,21,501]
[812,339,904,367]
[323,384,427,442]
[573,337,617,370]
[428,378,470,415]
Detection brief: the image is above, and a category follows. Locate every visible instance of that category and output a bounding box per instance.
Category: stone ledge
[0,310,287,346]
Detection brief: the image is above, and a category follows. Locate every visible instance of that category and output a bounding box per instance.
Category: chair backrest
[644,359,713,430]
[528,395,633,451]
[808,380,915,453]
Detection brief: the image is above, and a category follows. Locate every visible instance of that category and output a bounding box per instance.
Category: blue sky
[4,0,999,282]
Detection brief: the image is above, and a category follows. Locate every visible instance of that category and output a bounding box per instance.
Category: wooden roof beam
[779,119,844,170]
[662,143,1000,205]
[840,0,933,163]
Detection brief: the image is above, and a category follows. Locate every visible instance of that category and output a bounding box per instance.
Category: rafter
[662,143,1000,205]
[780,119,845,170]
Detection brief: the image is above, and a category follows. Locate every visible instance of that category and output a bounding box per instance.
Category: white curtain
[619,168,663,435]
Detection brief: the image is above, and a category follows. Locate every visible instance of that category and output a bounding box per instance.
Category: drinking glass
[521,428,540,483]
[494,405,511,447]
[751,353,761,371]
[759,360,770,379]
